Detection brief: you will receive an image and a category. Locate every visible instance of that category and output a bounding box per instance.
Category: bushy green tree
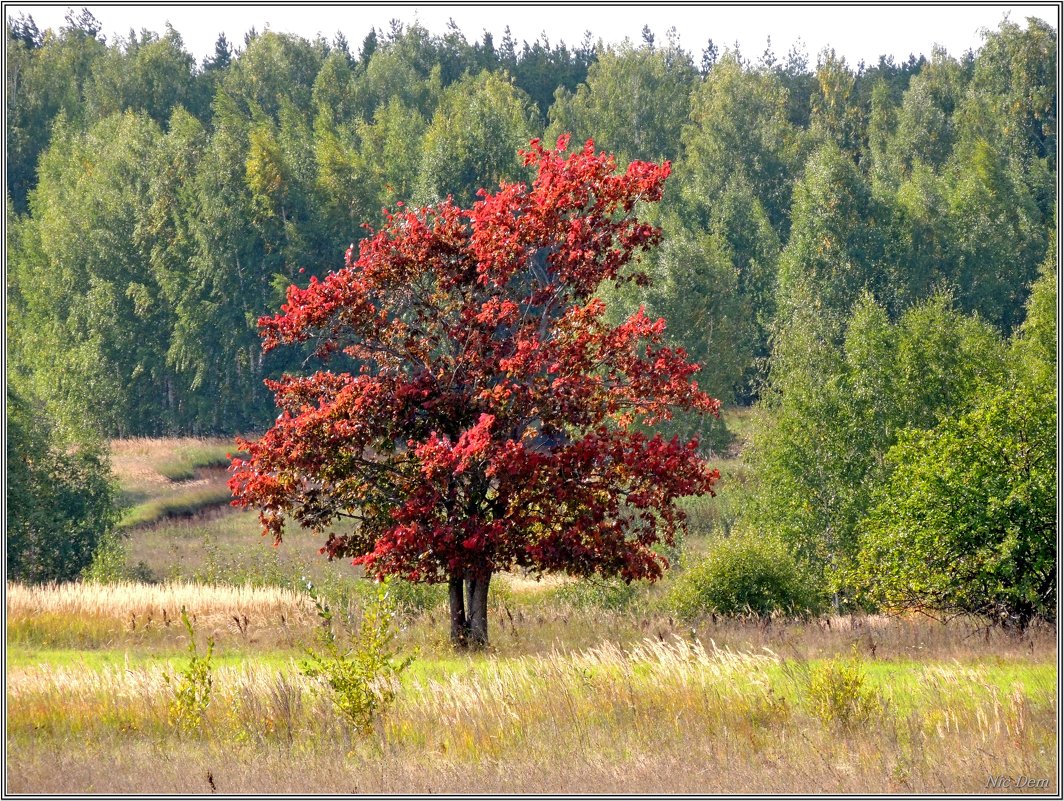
[888,162,953,304]
[743,294,849,572]
[849,111,1056,628]
[810,48,860,152]
[745,291,1008,585]
[648,223,754,408]
[167,101,278,432]
[355,97,428,214]
[83,24,201,126]
[852,379,1055,627]
[144,106,275,432]
[6,13,107,210]
[1012,224,1057,386]
[9,111,171,436]
[219,30,324,120]
[677,52,802,236]
[415,71,536,205]
[7,389,119,583]
[880,47,970,182]
[350,23,444,119]
[943,136,1044,331]
[310,50,358,126]
[956,18,1055,214]
[547,35,696,164]
[648,177,780,404]
[778,142,897,316]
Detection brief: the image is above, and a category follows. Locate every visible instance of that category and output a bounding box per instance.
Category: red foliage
[230,136,720,585]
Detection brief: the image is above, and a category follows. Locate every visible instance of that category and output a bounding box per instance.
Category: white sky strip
[7,4,1059,66]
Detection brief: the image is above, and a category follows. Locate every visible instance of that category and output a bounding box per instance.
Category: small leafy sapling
[300,577,413,734]
[163,607,215,733]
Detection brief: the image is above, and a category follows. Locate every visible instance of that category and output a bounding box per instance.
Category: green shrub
[805,653,881,729]
[7,389,120,583]
[301,578,413,734]
[664,531,823,619]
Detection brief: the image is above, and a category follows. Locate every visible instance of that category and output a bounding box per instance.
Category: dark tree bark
[449,574,469,647]
[449,570,491,649]
[468,570,491,648]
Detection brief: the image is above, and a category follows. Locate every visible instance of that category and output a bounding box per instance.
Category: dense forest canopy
[5,11,1057,440]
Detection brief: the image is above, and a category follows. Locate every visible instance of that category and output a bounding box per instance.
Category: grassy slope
[111,437,241,529]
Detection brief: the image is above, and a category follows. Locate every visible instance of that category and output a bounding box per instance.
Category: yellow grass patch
[6,581,310,627]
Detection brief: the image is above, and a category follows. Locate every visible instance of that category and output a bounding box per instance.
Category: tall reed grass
[6,581,314,648]
[7,580,307,620]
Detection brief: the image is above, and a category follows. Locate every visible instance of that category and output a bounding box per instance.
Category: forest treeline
[5,10,1056,440]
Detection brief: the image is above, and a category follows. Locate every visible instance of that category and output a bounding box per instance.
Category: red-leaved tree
[231,136,720,647]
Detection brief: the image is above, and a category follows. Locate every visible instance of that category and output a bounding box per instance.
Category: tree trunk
[450,570,491,649]
[448,575,469,647]
[467,571,491,648]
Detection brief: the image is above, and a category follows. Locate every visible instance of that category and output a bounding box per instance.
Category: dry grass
[6,581,316,650]
[8,578,1058,663]
[497,571,575,594]
[6,636,1055,794]
[6,581,1057,794]
[7,580,308,621]
[5,742,1055,795]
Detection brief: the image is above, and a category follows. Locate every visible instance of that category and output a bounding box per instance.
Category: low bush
[82,531,157,584]
[664,531,823,620]
[163,608,215,733]
[804,653,881,729]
